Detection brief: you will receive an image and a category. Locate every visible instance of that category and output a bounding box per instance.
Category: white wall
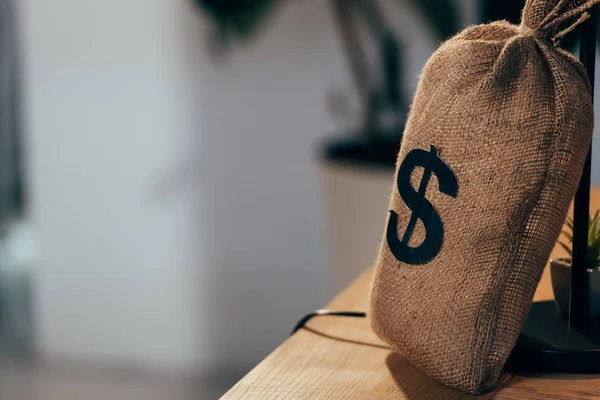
[20,0,212,371]
[17,0,348,374]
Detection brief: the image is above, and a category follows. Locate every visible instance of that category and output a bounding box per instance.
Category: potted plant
[552,211,600,317]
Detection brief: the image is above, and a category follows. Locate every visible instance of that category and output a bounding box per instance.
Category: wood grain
[221,190,600,399]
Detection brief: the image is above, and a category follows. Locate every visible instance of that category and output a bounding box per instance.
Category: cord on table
[290,310,367,335]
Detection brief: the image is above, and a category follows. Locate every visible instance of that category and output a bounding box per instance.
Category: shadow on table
[385,353,497,400]
[303,326,390,350]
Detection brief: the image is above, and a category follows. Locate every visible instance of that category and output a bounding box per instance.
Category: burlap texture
[369,0,598,394]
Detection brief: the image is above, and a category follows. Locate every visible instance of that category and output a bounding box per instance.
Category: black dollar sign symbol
[386,145,458,265]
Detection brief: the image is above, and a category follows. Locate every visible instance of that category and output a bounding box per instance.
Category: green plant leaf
[564,210,600,267]
[561,230,573,242]
[591,210,600,229]
[588,238,600,259]
[405,0,460,41]
[590,212,599,246]
[559,241,572,257]
[565,217,574,231]
[588,237,600,250]
[589,222,600,253]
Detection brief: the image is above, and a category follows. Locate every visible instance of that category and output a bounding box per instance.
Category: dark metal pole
[571,6,597,327]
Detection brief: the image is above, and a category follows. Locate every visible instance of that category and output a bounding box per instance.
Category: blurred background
[0,0,597,398]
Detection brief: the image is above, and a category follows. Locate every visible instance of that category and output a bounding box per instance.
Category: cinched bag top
[521,0,600,41]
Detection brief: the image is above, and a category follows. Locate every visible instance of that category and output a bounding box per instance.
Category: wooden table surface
[222,190,600,399]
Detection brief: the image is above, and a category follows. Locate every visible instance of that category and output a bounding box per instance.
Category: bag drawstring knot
[521,0,600,42]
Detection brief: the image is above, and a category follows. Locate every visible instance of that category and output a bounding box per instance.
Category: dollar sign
[386,145,458,265]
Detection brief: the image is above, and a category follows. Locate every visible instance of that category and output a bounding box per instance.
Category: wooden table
[222,190,600,399]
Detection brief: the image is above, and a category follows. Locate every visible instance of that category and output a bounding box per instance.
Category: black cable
[290,310,367,335]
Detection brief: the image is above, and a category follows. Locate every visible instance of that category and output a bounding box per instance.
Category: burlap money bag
[369,0,598,394]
